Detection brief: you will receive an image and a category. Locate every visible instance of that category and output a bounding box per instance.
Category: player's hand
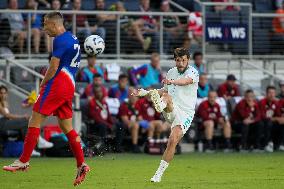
[162,79,173,85]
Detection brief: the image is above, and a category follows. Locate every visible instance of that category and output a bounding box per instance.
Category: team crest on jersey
[147,107,155,116]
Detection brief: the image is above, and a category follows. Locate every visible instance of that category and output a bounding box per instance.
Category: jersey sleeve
[52,37,67,59]
[185,67,199,83]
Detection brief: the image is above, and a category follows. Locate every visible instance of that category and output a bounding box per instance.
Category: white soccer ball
[84,35,105,56]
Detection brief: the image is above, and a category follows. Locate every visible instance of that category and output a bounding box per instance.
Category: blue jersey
[51,31,81,86]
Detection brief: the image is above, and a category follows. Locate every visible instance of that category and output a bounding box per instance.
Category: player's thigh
[56,100,73,134]
[28,111,47,128]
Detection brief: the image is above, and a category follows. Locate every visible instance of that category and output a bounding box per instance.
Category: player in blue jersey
[3,12,90,186]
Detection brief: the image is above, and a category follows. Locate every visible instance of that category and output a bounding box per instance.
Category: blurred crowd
[1,0,284,56]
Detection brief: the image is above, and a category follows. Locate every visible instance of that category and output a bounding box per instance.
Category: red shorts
[33,71,75,119]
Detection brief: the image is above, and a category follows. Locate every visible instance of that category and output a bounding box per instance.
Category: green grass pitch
[1,153,284,189]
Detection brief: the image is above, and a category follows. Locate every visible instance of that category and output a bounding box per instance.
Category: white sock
[155,160,169,177]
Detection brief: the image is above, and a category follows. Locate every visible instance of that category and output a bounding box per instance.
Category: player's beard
[177,63,188,73]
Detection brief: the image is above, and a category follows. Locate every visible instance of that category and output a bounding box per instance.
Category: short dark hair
[173,48,190,59]
[93,73,102,79]
[44,11,63,22]
[0,85,8,92]
[118,73,128,80]
[193,52,203,60]
[245,89,254,95]
[266,85,276,93]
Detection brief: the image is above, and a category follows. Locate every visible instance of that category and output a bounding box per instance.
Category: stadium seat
[253,29,271,54]
[18,0,26,9]
[104,0,118,9]
[0,66,6,80]
[205,11,221,24]
[124,0,140,11]
[18,82,36,92]
[221,10,240,25]
[10,67,35,85]
[0,1,7,9]
[82,0,95,10]
[253,0,274,13]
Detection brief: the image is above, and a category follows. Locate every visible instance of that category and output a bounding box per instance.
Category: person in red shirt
[259,86,278,152]
[274,99,284,151]
[88,86,113,148]
[217,74,240,99]
[197,91,232,152]
[135,95,167,141]
[231,89,262,151]
[116,87,141,153]
[81,73,108,100]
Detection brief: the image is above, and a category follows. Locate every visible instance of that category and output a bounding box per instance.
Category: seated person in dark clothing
[88,86,113,144]
[274,98,284,151]
[197,91,232,152]
[116,87,141,153]
[217,74,240,100]
[259,86,279,152]
[231,89,262,151]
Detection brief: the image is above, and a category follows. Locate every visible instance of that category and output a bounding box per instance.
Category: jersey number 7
[70,44,80,68]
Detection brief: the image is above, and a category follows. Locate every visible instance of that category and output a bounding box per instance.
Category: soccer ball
[84,35,105,56]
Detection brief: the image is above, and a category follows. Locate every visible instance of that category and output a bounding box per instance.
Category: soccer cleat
[3,160,30,172]
[264,142,274,153]
[73,163,90,186]
[149,90,166,113]
[150,174,161,183]
[279,145,284,151]
[32,150,41,157]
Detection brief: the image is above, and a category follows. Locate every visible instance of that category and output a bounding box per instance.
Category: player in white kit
[132,48,199,182]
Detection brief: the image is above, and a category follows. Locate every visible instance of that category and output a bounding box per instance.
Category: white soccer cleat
[149,90,166,113]
[137,88,150,97]
[3,159,30,172]
[279,145,284,151]
[264,142,274,153]
[150,174,162,183]
[32,150,41,157]
[38,136,54,149]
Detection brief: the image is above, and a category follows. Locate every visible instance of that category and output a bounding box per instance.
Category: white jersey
[164,65,199,114]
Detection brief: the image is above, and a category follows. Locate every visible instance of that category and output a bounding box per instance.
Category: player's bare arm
[40,57,60,87]
[162,77,193,86]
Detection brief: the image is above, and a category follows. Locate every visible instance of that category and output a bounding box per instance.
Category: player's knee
[133,123,139,130]
[204,120,214,128]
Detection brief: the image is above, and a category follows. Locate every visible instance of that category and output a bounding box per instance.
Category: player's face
[43,18,57,37]
[175,55,189,73]
[267,89,276,100]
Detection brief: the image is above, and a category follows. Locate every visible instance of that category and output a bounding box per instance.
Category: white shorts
[162,104,195,135]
